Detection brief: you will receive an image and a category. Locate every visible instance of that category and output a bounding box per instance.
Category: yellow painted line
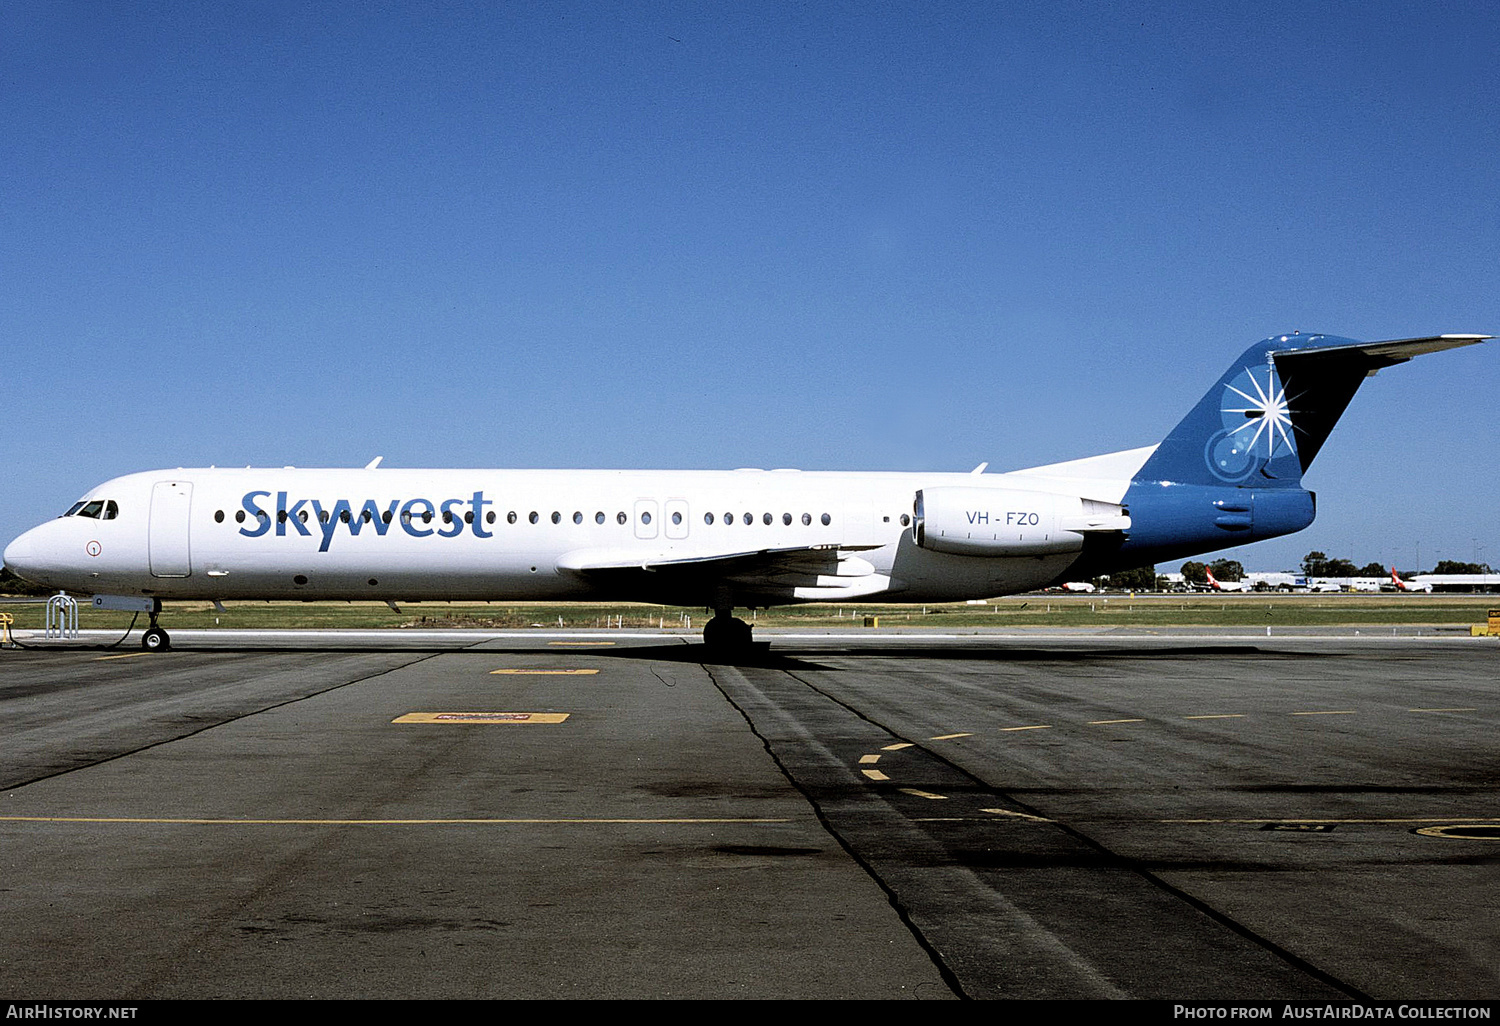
[95,652,147,661]
[548,641,615,646]
[999,724,1051,732]
[882,742,915,751]
[858,754,881,765]
[1161,817,1500,825]
[1185,714,1244,720]
[393,712,570,724]
[899,789,948,800]
[861,769,890,782]
[0,815,790,826]
[1089,718,1144,725]
[980,808,1053,822]
[1410,707,1478,713]
[1290,710,1356,716]
[930,733,972,741]
[489,669,599,675]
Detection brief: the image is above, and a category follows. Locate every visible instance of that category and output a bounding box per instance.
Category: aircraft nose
[4,523,52,585]
[4,529,37,573]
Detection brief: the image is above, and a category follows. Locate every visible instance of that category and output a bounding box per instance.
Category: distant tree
[1324,558,1358,577]
[1357,562,1387,577]
[1181,561,1208,585]
[1111,566,1157,591]
[1208,559,1244,582]
[0,567,48,596]
[1432,560,1492,575]
[1302,551,1329,577]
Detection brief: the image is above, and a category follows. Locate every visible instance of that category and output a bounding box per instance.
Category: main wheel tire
[141,627,170,652]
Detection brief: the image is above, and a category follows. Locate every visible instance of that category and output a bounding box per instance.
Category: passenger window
[385,511,395,524]
[617,512,627,525]
[762,513,772,525]
[215,510,225,523]
[671,512,682,525]
[704,512,715,525]
[551,511,561,524]
[821,513,831,526]
[300,510,309,523]
[422,511,432,524]
[742,512,752,525]
[801,513,811,526]
[508,511,517,524]
[401,511,412,524]
[572,511,582,524]
[236,511,246,523]
[641,511,652,525]
[595,512,606,524]
[529,512,539,524]
[465,511,474,524]
[900,513,910,527]
[341,510,352,524]
[782,513,791,526]
[724,512,733,524]
[486,511,496,525]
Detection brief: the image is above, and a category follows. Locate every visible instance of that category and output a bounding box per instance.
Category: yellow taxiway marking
[1290,710,1356,716]
[548,641,616,646]
[861,769,890,782]
[999,724,1051,732]
[929,733,972,741]
[980,808,1053,822]
[1185,714,1244,720]
[882,742,915,751]
[95,652,146,661]
[858,754,881,764]
[393,712,570,724]
[899,789,948,800]
[1410,707,1478,713]
[0,815,789,826]
[1161,817,1500,825]
[489,669,599,675]
[1089,718,1145,725]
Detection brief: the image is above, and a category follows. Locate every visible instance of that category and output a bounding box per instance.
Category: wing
[557,543,894,602]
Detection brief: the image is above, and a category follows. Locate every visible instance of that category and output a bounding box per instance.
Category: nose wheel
[141,610,170,652]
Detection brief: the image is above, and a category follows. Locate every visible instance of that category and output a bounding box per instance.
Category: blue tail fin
[1134,332,1490,488]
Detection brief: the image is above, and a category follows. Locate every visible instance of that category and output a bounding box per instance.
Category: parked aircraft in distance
[1391,568,1433,593]
[1203,568,1245,592]
[1059,581,1096,593]
[4,333,1489,650]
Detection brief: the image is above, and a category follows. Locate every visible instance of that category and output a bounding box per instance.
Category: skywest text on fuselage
[239,490,494,551]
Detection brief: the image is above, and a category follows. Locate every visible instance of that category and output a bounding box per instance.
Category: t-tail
[1107,333,1490,569]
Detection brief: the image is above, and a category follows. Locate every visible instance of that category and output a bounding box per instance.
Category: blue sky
[3,2,1497,574]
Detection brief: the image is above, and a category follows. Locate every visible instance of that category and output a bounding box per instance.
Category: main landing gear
[702,608,755,651]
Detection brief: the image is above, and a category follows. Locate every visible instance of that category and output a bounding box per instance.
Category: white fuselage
[5,463,1143,607]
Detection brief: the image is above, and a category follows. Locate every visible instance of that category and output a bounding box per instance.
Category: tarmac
[1,629,1496,999]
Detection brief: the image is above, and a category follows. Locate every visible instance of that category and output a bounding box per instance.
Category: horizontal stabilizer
[1269,334,1490,366]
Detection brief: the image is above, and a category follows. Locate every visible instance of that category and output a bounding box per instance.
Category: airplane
[3,332,1489,652]
[1204,568,1245,592]
[1391,567,1433,593]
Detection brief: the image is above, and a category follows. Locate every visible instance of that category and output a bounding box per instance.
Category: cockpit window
[76,500,106,519]
[102,500,119,520]
[64,501,87,517]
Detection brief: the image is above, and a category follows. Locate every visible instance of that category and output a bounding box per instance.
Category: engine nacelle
[912,486,1129,557]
